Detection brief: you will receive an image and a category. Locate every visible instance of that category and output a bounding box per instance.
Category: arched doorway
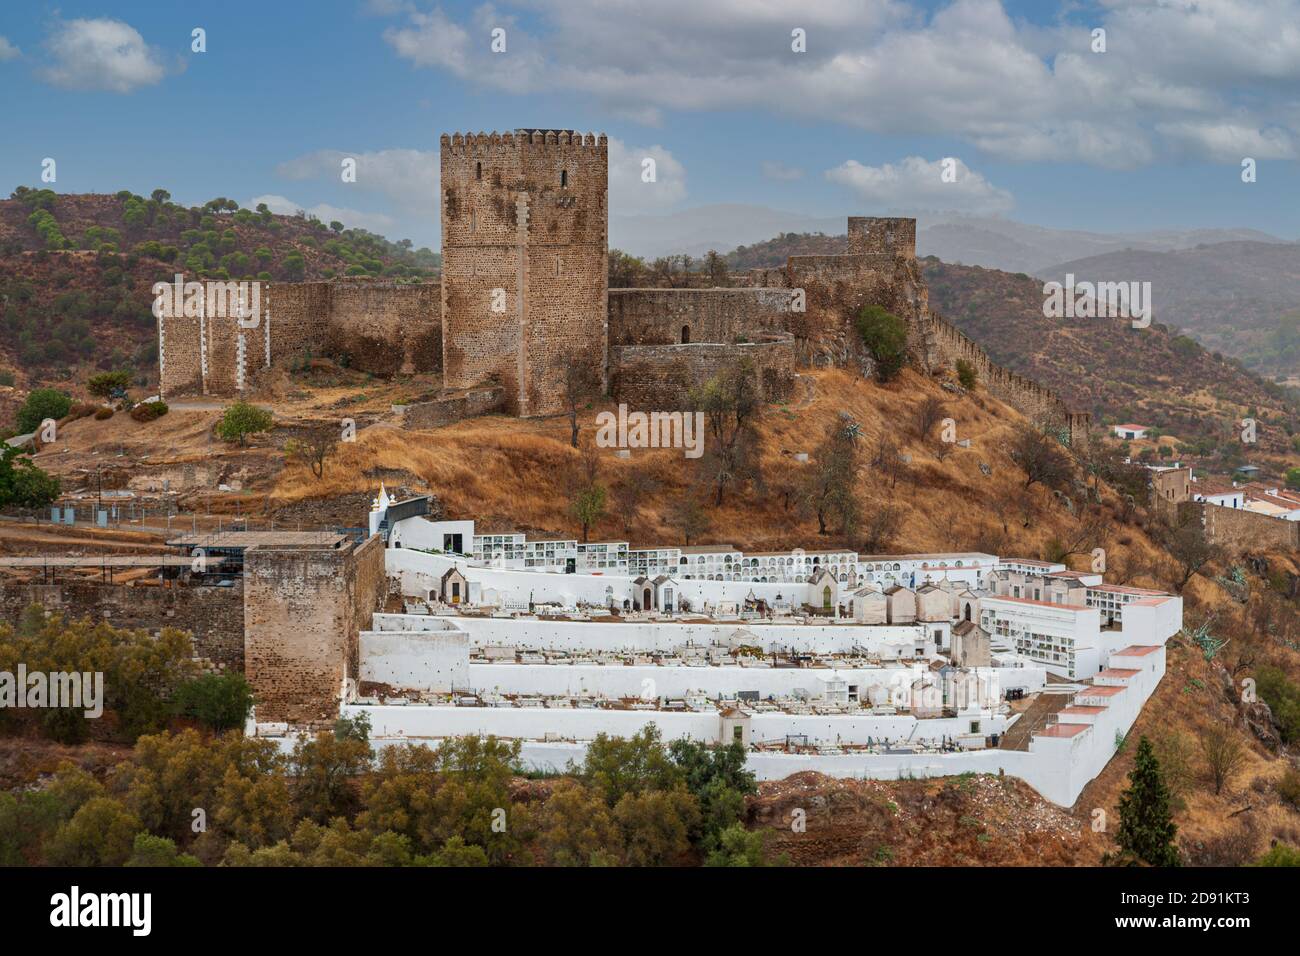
[643,586,653,610]
[680,325,690,344]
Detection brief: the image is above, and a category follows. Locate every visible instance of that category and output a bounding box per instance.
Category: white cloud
[276,148,438,214]
[245,194,396,233]
[39,18,168,93]
[1154,120,1296,163]
[608,138,687,213]
[761,161,804,181]
[826,156,1014,216]
[0,36,20,61]
[376,0,1300,168]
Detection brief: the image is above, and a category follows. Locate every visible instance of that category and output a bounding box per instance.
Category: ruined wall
[441,130,607,417]
[1201,503,1300,553]
[160,279,440,398]
[398,386,505,430]
[0,580,245,670]
[924,312,1091,447]
[848,217,916,258]
[608,288,800,346]
[610,337,797,410]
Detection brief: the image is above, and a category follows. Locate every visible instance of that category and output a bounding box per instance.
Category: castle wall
[0,579,245,670]
[159,280,439,398]
[440,131,607,417]
[1201,502,1300,552]
[608,288,800,346]
[609,337,797,410]
[398,386,505,430]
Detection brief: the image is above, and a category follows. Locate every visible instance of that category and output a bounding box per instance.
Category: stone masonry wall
[398,386,506,430]
[610,337,797,411]
[0,580,245,670]
[160,279,440,398]
[608,288,800,346]
[243,536,386,726]
[1201,503,1300,553]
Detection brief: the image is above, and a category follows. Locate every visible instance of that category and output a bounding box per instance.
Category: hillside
[922,258,1300,467]
[1035,241,1300,384]
[17,362,1300,865]
[0,189,439,398]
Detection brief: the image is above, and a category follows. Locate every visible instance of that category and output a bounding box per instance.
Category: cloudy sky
[1,0,1298,249]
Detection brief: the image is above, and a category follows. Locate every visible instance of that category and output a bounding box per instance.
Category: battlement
[439,130,607,152]
[848,217,917,258]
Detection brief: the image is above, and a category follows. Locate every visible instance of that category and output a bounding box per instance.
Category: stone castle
[157,128,1088,442]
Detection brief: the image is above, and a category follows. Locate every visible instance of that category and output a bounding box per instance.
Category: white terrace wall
[359,628,469,692]
[389,548,826,610]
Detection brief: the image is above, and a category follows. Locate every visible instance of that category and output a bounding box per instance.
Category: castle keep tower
[847,216,916,258]
[440,130,609,416]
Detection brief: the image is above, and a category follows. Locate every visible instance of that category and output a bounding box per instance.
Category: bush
[93,407,113,421]
[15,388,71,433]
[173,673,254,731]
[1277,766,1300,809]
[854,304,909,381]
[129,401,168,423]
[87,370,133,399]
[955,358,977,390]
[216,401,274,445]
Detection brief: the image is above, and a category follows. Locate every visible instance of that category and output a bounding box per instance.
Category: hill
[921,258,1300,466]
[1035,241,1300,384]
[0,188,439,399]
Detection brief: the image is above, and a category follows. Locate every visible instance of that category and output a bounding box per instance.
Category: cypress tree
[1113,735,1180,866]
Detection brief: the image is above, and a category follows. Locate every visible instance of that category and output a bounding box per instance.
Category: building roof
[167,531,352,550]
[1038,723,1090,738]
[1078,685,1126,697]
[983,594,1090,611]
[1113,645,1162,657]
[1096,667,1141,679]
[1113,423,1148,431]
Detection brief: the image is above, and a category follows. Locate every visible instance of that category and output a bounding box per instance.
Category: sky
[1,0,1298,250]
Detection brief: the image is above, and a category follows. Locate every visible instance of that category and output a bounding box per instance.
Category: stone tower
[440,130,608,417]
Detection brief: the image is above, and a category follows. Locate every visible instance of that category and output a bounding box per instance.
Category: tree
[612,471,659,534]
[217,401,275,446]
[912,396,947,441]
[45,797,142,867]
[804,415,861,535]
[569,484,607,543]
[855,304,909,381]
[562,363,600,448]
[285,425,339,479]
[87,369,133,400]
[126,833,201,867]
[1008,422,1073,490]
[1112,736,1180,867]
[667,493,712,546]
[150,188,171,204]
[0,445,61,508]
[690,359,762,506]
[608,249,645,288]
[16,387,71,433]
[173,673,254,731]
[1159,516,1215,592]
[1199,723,1245,796]
[705,823,778,866]
[329,220,345,233]
[955,358,977,390]
[703,249,729,286]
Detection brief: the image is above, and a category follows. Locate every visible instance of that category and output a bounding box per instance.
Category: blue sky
[2,0,1298,250]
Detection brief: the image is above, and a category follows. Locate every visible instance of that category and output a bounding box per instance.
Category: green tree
[0,446,61,507]
[125,833,201,867]
[216,401,275,445]
[173,673,254,731]
[15,387,71,433]
[45,797,142,866]
[955,358,977,390]
[705,823,778,866]
[855,304,909,381]
[1111,736,1179,867]
[569,482,607,543]
[87,369,133,400]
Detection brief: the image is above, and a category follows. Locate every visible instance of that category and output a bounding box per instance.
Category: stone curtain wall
[1201,503,1300,552]
[159,279,440,398]
[847,217,917,258]
[610,336,797,410]
[0,580,245,670]
[398,386,506,430]
[608,288,799,346]
[441,131,608,417]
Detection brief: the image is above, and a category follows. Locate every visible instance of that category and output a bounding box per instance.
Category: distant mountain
[1035,241,1300,383]
[613,202,1286,271]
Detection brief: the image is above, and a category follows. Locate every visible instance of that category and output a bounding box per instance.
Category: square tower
[440,130,608,417]
[847,217,917,259]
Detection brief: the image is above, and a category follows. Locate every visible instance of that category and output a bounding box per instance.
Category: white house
[1112,424,1149,440]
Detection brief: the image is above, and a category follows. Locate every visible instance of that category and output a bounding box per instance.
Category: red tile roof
[1114,645,1161,657]
[1096,667,1141,679]
[1038,723,1090,738]
[1078,685,1126,697]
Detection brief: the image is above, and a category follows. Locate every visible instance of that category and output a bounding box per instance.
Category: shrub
[955,358,977,390]
[129,401,168,423]
[216,401,274,445]
[87,370,133,399]
[15,388,72,433]
[93,408,113,421]
[854,304,909,381]
[173,673,254,731]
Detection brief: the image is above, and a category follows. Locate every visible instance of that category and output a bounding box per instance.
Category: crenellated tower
[440,129,608,416]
